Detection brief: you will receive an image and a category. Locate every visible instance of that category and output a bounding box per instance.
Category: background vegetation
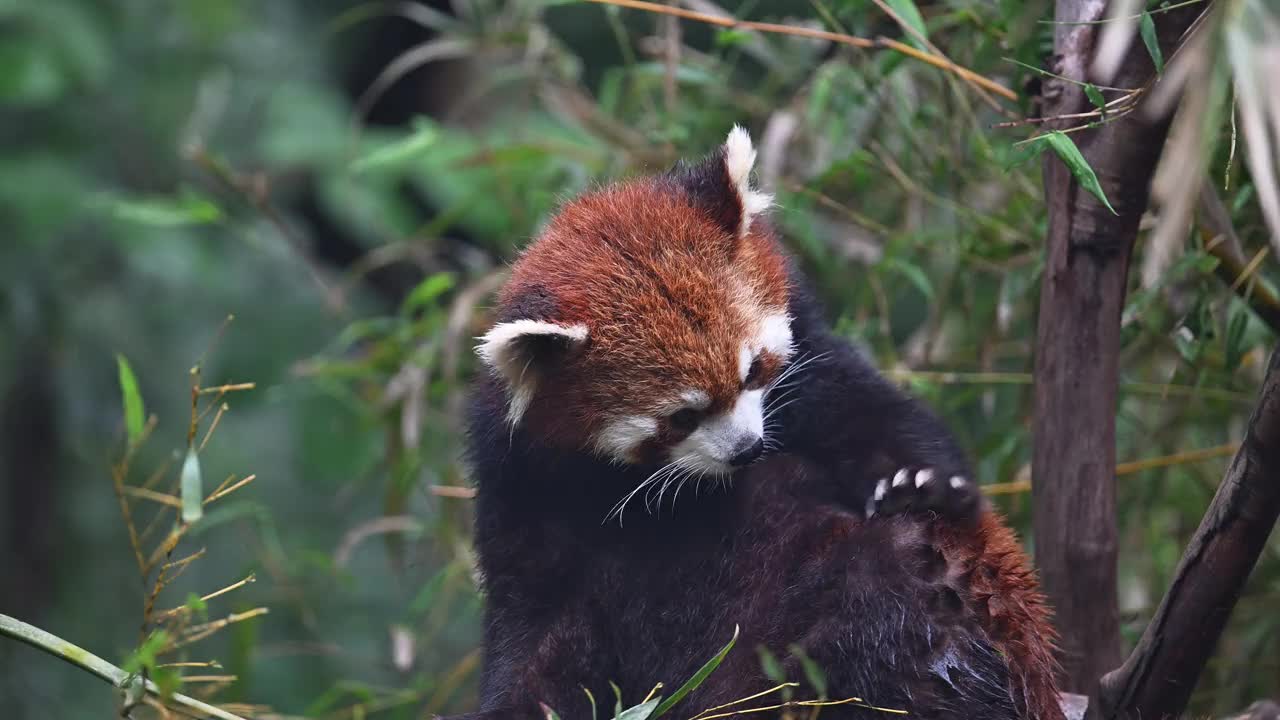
[1,0,1275,717]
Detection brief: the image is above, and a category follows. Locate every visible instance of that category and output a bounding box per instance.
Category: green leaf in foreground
[615,698,661,720]
[122,630,169,675]
[180,446,203,524]
[1084,83,1106,113]
[1139,12,1163,74]
[651,624,739,718]
[756,645,794,701]
[789,644,828,698]
[1044,131,1117,215]
[116,354,145,444]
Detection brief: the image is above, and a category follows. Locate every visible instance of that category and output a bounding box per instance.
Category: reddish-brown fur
[940,511,1062,719]
[504,178,789,453]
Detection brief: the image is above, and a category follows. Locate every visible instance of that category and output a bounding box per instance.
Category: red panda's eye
[668,408,703,432]
[743,357,764,388]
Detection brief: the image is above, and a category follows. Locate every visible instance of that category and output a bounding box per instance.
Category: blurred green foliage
[0,0,1277,718]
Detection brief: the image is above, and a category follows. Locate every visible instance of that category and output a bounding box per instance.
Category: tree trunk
[1032,0,1204,693]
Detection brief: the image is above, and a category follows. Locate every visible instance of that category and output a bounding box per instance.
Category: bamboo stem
[0,613,248,720]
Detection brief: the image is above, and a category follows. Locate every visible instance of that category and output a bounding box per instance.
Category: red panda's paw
[866,466,982,525]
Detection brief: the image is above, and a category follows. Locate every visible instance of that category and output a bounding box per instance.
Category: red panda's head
[477,127,793,477]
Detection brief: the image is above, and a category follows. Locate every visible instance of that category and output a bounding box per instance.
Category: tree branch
[1094,345,1280,719]
[0,613,248,720]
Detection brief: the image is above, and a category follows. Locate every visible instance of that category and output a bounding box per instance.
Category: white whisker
[763,396,804,421]
[645,462,684,514]
[767,350,830,393]
[605,460,679,525]
[656,464,694,512]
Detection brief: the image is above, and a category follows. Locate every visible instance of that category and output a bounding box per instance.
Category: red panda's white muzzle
[669,389,766,476]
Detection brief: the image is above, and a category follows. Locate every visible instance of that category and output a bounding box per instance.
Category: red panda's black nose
[729,438,764,467]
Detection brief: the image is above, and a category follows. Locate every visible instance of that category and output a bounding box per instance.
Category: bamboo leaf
[1045,131,1118,215]
[756,645,793,701]
[611,682,623,717]
[789,644,828,698]
[884,258,935,299]
[651,624,739,717]
[116,354,145,444]
[401,272,455,314]
[101,191,223,227]
[1139,12,1164,74]
[615,698,660,720]
[1084,84,1106,112]
[350,118,439,174]
[180,447,204,524]
[884,0,928,49]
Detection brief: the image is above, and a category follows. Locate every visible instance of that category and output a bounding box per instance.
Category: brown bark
[1094,345,1280,719]
[1032,0,1204,693]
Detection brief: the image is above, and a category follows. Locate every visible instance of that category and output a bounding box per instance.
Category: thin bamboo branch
[0,613,248,720]
[982,443,1240,496]
[583,0,1017,101]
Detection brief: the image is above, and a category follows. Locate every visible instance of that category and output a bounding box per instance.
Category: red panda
[458,128,1061,719]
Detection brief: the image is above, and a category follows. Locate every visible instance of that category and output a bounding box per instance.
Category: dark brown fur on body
[458,129,1061,719]
[462,433,1060,719]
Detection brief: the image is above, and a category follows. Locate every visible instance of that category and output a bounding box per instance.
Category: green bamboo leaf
[122,630,170,675]
[757,645,785,685]
[115,354,145,444]
[651,624,739,717]
[184,592,209,621]
[884,258,935,299]
[1045,131,1117,215]
[611,682,623,717]
[789,644,828,698]
[401,272,455,314]
[1139,12,1163,74]
[756,645,794,701]
[350,118,439,174]
[1000,137,1050,170]
[180,446,203,524]
[615,698,660,720]
[1084,84,1106,112]
[884,0,928,49]
[1225,302,1250,371]
[714,29,751,47]
[101,192,223,227]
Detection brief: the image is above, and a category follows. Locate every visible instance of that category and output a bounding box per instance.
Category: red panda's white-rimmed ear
[723,125,773,236]
[665,125,774,240]
[477,320,589,423]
